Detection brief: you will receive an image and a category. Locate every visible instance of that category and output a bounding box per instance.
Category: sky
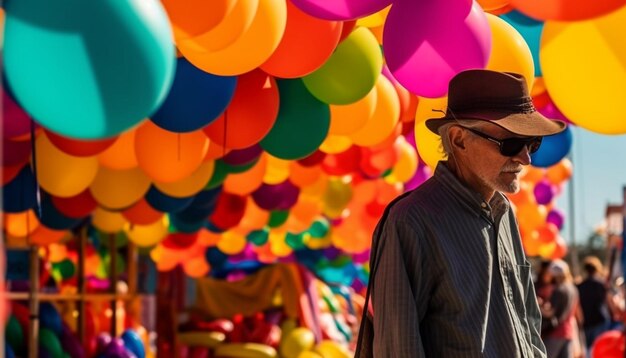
[557,127,626,245]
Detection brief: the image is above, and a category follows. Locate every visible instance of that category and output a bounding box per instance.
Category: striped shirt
[371,162,546,357]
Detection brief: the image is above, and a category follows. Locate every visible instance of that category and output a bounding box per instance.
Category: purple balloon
[533,180,555,205]
[252,181,300,210]
[547,209,565,230]
[291,0,392,21]
[3,88,32,139]
[96,333,113,354]
[62,324,86,358]
[352,249,371,264]
[538,97,572,124]
[351,278,366,293]
[222,144,262,166]
[383,0,491,97]
[229,243,258,263]
[405,163,432,190]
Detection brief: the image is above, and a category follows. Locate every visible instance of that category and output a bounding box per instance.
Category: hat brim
[425,110,566,137]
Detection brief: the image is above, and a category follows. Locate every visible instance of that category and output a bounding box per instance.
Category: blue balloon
[145,186,194,213]
[40,302,63,336]
[500,11,544,77]
[6,344,15,358]
[169,214,206,233]
[151,58,237,132]
[3,165,37,213]
[531,125,573,168]
[4,0,175,139]
[121,330,145,358]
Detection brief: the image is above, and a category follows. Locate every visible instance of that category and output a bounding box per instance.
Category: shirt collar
[433,161,510,220]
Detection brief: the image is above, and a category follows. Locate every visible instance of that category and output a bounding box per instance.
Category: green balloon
[4,0,175,139]
[6,315,24,353]
[223,158,259,174]
[247,228,269,246]
[206,160,229,189]
[260,79,330,160]
[39,328,64,358]
[303,27,383,105]
[52,259,75,279]
[285,232,307,250]
[268,210,289,228]
[308,219,330,238]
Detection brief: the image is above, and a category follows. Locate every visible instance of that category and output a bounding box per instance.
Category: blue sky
[557,127,626,245]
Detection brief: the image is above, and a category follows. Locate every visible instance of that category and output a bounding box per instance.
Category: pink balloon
[290,0,392,21]
[383,0,491,98]
[538,97,572,125]
[3,88,32,139]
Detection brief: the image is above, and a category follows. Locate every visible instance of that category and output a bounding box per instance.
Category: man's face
[463,122,533,194]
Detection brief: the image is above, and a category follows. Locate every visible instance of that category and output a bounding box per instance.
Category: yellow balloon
[217,230,247,255]
[154,159,215,198]
[269,230,292,257]
[386,137,418,184]
[486,14,534,89]
[92,207,128,233]
[323,177,352,213]
[264,154,291,184]
[356,6,390,28]
[350,75,400,146]
[125,216,169,247]
[319,135,352,154]
[414,120,446,170]
[414,96,447,123]
[541,6,626,134]
[314,341,352,358]
[36,133,99,198]
[328,85,376,135]
[178,0,287,76]
[90,166,151,210]
[280,328,316,358]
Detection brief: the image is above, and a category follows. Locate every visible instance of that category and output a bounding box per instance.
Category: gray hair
[437,119,485,157]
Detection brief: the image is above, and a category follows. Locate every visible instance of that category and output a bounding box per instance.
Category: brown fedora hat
[425,69,566,136]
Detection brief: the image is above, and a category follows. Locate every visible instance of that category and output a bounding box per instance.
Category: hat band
[447,96,535,115]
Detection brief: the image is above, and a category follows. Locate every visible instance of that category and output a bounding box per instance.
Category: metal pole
[77,227,87,346]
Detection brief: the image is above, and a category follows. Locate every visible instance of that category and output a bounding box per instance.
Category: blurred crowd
[534,256,625,358]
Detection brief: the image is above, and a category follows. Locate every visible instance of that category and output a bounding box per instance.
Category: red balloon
[3,162,26,185]
[51,189,98,218]
[297,150,326,167]
[3,138,31,166]
[122,199,163,225]
[209,193,247,230]
[321,145,361,176]
[592,330,625,358]
[45,130,118,156]
[162,232,199,250]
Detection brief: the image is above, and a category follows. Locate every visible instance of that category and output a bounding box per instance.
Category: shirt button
[481,203,487,208]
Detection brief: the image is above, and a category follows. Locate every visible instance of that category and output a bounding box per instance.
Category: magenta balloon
[3,89,32,139]
[383,0,491,97]
[538,97,572,124]
[252,181,300,210]
[547,209,565,230]
[3,138,31,166]
[222,144,263,166]
[405,163,432,190]
[290,0,392,20]
[533,180,554,205]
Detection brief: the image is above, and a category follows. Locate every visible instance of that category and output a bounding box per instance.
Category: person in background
[576,256,610,350]
[360,69,566,357]
[541,259,580,358]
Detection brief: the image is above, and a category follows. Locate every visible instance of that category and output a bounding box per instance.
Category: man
[363,69,566,357]
[577,256,610,349]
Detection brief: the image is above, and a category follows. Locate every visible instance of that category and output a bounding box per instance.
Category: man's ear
[449,126,466,151]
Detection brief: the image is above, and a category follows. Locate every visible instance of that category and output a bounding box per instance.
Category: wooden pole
[28,246,40,358]
[77,227,87,346]
[109,233,118,338]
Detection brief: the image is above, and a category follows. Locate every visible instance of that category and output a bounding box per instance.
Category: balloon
[280,328,315,358]
[150,58,237,132]
[350,75,400,146]
[541,7,626,134]
[51,189,98,219]
[533,180,554,205]
[289,161,322,188]
[122,199,163,225]
[160,0,240,41]
[217,231,247,255]
[45,130,117,157]
[35,133,99,197]
[510,0,626,21]
[252,181,300,211]
[61,324,85,358]
[319,135,352,155]
[122,330,146,358]
[3,138,31,167]
[3,162,26,185]
[178,0,287,76]
[4,0,175,139]
[209,193,247,230]
[328,85,376,136]
[303,27,382,105]
[530,126,572,168]
[89,166,151,210]
[3,86,31,139]
[203,70,279,149]
[500,11,543,77]
[183,256,210,278]
[6,315,24,353]
[386,137,419,184]
[125,216,170,247]
[314,340,351,358]
[92,207,128,233]
[260,79,330,160]
[135,121,209,183]
[5,210,39,237]
[29,225,69,246]
[383,0,491,97]
[224,154,267,196]
[478,0,510,12]
[154,159,215,198]
[592,330,625,358]
[38,192,85,230]
[546,209,565,230]
[222,145,263,166]
[2,165,37,213]
[485,14,534,89]
[261,1,342,78]
[39,328,64,358]
[414,119,446,170]
[290,0,391,21]
[97,130,138,170]
[545,158,572,185]
[145,186,194,213]
[40,302,63,335]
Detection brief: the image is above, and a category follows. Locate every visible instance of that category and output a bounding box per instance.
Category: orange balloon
[510,0,626,21]
[183,256,210,278]
[197,228,222,247]
[536,223,559,244]
[223,154,267,195]
[350,75,400,147]
[98,129,138,170]
[546,158,573,185]
[521,229,541,256]
[289,161,322,188]
[48,243,68,263]
[92,207,128,233]
[5,210,39,237]
[521,166,546,184]
[161,0,239,40]
[551,235,567,259]
[261,0,342,78]
[89,167,151,210]
[203,70,279,149]
[135,122,209,183]
[122,199,163,225]
[154,159,216,198]
[478,0,510,11]
[29,225,68,246]
[328,85,377,135]
[506,181,534,206]
[516,202,548,232]
[239,198,270,231]
[394,83,418,123]
[204,140,230,160]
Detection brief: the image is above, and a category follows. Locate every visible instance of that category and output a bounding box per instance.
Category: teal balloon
[260,79,330,160]
[285,232,307,250]
[500,11,544,77]
[122,330,146,358]
[39,328,64,358]
[303,27,382,104]
[309,219,330,238]
[4,0,175,139]
[247,228,269,246]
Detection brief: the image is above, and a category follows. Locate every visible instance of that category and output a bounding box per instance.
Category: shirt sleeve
[523,264,548,358]
[371,218,428,357]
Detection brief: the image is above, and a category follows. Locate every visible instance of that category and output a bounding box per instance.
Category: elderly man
[356,69,566,357]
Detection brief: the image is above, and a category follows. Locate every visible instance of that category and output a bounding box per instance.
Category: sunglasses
[461,127,542,157]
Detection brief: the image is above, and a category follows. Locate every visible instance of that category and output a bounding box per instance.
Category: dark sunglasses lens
[501,137,542,156]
